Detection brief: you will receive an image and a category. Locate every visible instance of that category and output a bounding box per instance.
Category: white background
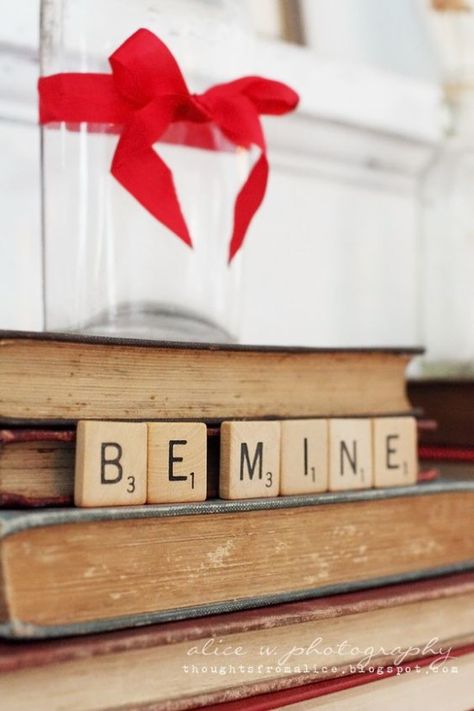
[0,0,443,346]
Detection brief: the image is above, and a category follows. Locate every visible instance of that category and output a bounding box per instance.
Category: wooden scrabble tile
[329,419,373,491]
[373,416,418,488]
[219,421,280,499]
[75,421,147,507]
[280,420,329,494]
[147,423,207,503]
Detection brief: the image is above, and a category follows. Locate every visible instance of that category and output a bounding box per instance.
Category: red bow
[38,29,299,262]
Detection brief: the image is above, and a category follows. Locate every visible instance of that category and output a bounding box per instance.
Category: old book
[408,379,474,447]
[0,429,75,506]
[0,331,419,424]
[0,575,473,711]
[0,480,473,638]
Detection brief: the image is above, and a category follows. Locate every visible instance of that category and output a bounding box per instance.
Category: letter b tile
[75,421,147,507]
[219,421,280,500]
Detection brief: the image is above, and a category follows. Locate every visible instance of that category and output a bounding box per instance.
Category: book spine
[0,524,9,626]
[419,445,474,462]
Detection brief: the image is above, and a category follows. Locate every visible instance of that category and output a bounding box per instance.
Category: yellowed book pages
[0,333,416,423]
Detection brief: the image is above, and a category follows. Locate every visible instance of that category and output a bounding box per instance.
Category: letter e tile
[373,417,418,487]
[147,423,207,503]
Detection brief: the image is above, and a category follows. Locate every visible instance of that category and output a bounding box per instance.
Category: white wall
[0,1,441,346]
[301,0,440,80]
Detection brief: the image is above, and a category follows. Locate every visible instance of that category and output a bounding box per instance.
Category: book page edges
[0,340,414,422]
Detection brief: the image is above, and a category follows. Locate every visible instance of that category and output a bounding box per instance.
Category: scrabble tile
[147,423,207,503]
[75,421,147,507]
[280,420,329,494]
[219,421,280,499]
[373,416,418,488]
[329,419,373,491]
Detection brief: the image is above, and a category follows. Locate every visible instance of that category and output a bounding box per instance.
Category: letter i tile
[219,421,280,500]
[74,421,147,507]
[280,420,329,494]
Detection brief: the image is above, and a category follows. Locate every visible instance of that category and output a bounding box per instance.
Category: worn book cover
[0,480,473,639]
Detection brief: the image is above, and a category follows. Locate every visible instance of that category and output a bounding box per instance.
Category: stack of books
[0,331,473,710]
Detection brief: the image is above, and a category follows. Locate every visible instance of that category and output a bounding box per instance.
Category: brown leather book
[0,331,419,424]
[409,379,474,447]
[0,574,473,710]
[0,480,473,639]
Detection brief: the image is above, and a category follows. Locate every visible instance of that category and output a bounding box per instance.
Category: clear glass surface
[40,0,250,341]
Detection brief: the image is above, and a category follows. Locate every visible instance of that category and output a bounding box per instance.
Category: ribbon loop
[204,76,299,116]
[110,29,190,106]
[38,28,299,261]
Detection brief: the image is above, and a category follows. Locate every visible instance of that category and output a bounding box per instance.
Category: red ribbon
[38,29,299,262]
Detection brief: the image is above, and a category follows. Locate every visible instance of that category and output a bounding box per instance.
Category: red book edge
[0,427,220,444]
[202,643,474,711]
[419,445,474,463]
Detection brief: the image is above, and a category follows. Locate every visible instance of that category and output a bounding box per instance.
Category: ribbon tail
[111,128,192,248]
[228,152,268,263]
